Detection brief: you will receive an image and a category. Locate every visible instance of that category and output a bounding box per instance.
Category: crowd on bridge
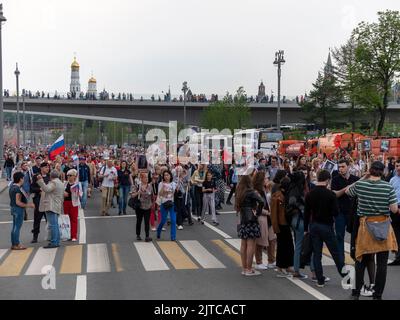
[2,141,400,300]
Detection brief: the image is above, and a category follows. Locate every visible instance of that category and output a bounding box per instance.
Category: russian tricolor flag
[49,135,65,160]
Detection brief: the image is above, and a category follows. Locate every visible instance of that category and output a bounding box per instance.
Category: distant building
[257,81,266,102]
[88,75,97,97]
[70,57,81,96]
[393,81,400,103]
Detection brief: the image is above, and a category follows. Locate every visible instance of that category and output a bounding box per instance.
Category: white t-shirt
[101,166,118,188]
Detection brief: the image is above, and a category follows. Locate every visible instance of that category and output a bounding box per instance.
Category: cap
[371,161,385,171]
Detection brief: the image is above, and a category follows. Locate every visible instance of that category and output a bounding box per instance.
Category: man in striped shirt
[345,161,399,300]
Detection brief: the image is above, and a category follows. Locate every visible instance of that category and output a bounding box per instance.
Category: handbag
[128,192,141,210]
[58,214,71,241]
[365,217,391,241]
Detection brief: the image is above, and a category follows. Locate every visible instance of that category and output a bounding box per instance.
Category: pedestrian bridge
[4,98,400,127]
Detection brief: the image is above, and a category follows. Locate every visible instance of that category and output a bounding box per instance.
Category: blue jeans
[46,212,60,246]
[157,204,177,240]
[291,214,315,273]
[119,185,130,213]
[310,222,344,284]
[80,181,89,209]
[11,206,24,246]
[335,212,347,264]
[5,167,13,181]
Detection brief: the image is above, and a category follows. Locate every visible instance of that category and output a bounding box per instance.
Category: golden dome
[88,77,97,84]
[71,57,80,69]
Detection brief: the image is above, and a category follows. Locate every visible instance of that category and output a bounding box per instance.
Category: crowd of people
[3,144,400,299]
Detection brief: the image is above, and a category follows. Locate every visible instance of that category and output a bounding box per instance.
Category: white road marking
[87,244,111,273]
[134,242,169,271]
[287,277,331,300]
[75,275,87,300]
[224,238,269,263]
[79,209,86,244]
[203,221,232,239]
[180,240,225,269]
[0,249,8,261]
[25,247,57,275]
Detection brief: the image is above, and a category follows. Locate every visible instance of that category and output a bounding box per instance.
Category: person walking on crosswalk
[157,170,178,241]
[99,159,118,216]
[200,171,219,226]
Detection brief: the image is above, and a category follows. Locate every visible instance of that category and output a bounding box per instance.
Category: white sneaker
[360,284,374,297]
[255,264,269,270]
[162,228,166,231]
[177,225,183,230]
[267,262,276,269]
[244,270,262,276]
[151,227,156,231]
[276,270,292,278]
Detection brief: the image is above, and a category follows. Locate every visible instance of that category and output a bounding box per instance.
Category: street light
[22,89,26,146]
[273,50,285,130]
[182,81,188,128]
[15,63,20,148]
[0,4,6,168]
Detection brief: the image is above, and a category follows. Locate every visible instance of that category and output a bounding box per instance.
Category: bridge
[4,97,400,127]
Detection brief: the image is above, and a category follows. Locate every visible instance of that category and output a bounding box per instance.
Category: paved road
[0,187,399,300]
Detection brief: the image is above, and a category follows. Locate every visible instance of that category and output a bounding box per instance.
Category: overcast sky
[2,0,399,97]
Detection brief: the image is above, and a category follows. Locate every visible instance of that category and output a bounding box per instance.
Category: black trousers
[193,186,203,217]
[353,252,389,299]
[276,224,294,269]
[32,196,47,237]
[227,184,236,202]
[391,213,400,260]
[175,196,192,225]
[136,208,151,237]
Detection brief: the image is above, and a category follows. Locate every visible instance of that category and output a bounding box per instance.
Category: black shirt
[9,184,27,207]
[117,169,131,186]
[331,174,359,215]
[30,174,51,198]
[65,183,72,201]
[202,180,216,193]
[304,186,339,231]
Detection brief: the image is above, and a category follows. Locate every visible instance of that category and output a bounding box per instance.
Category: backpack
[98,166,107,183]
[284,185,305,227]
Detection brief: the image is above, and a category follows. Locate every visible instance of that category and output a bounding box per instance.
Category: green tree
[201,87,251,132]
[301,71,343,133]
[352,10,400,135]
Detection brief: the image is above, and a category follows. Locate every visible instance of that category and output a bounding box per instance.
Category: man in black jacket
[30,162,50,243]
[331,159,359,265]
[304,170,345,288]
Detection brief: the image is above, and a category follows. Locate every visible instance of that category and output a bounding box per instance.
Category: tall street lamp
[182,81,188,128]
[15,63,20,148]
[0,4,6,167]
[22,89,26,146]
[273,50,285,130]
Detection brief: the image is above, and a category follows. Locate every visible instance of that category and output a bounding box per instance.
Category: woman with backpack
[235,175,265,276]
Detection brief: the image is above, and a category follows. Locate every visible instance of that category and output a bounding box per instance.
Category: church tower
[324,50,334,78]
[257,81,266,100]
[88,74,97,97]
[70,56,81,96]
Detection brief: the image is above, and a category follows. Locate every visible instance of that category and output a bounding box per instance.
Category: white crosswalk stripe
[134,242,169,271]
[25,247,58,275]
[180,240,225,269]
[0,249,7,261]
[87,244,111,273]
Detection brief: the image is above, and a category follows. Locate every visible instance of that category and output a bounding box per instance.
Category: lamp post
[22,89,26,146]
[273,50,285,130]
[0,4,6,167]
[15,63,20,148]
[182,81,188,128]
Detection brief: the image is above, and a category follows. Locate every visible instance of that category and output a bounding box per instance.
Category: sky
[1,0,399,98]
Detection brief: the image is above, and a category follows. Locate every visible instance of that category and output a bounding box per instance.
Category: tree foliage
[201,87,251,132]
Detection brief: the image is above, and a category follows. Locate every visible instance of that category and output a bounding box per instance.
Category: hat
[40,162,49,168]
[79,157,86,161]
[371,161,385,171]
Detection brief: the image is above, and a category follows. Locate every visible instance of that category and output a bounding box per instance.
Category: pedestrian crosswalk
[0,239,344,278]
